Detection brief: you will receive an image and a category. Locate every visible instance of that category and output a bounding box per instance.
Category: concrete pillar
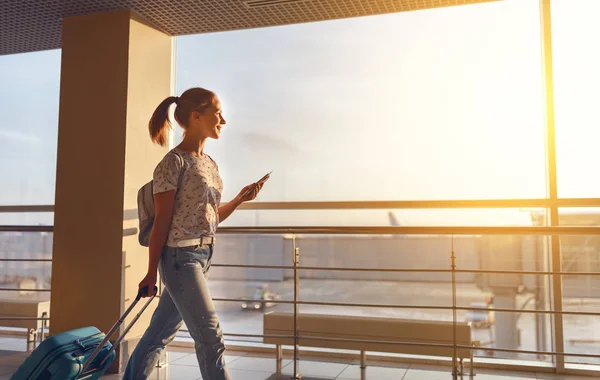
[50,10,172,372]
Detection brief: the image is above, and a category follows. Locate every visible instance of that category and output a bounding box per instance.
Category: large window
[176,0,546,206]
[0,50,59,303]
[0,50,60,226]
[172,0,576,367]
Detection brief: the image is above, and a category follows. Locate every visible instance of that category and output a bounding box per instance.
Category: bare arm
[218,197,243,224]
[139,190,175,296]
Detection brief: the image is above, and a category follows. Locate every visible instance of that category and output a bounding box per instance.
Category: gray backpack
[137,151,185,247]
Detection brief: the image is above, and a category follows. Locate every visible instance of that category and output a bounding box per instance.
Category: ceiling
[1,0,498,56]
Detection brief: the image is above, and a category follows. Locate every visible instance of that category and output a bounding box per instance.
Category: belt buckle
[199,236,213,246]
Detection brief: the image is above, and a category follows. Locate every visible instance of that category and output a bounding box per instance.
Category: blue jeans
[123,244,230,380]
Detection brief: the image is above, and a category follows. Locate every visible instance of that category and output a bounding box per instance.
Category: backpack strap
[173,150,186,192]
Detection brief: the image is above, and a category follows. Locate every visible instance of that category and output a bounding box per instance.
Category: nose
[220,115,226,125]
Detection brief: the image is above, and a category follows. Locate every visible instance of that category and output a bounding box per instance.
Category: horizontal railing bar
[4,225,600,235]
[217,226,600,235]
[238,198,600,210]
[0,258,597,277]
[296,266,448,273]
[0,205,54,213]
[0,258,52,262]
[211,264,600,276]
[210,264,451,273]
[298,336,600,359]
[214,297,296,306]
[0,226,53,232]
[297,267,600,276]
[176,330,600,359]
[5,198,600,212]
[457,269,600,276]
[212,264,292,270]
[0,226,137,236]
[457,306,600,317]
[182,330,458,350]
[0,288,50,292]
[0,317,49,321]
[455,344,600,359]
[224,333,294,339]
[1,259,596,276]
[0,258,597,276]
[216,297,441,309]
[212,297,600,316]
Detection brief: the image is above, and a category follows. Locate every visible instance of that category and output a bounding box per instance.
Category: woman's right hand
[138,272,158,298]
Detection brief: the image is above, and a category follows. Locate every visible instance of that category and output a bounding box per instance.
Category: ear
[191,110,202,120]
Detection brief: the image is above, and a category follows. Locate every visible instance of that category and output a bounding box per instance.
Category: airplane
[388,211,401,226]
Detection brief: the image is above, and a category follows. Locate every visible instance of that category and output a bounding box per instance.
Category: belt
[176,236,215,247]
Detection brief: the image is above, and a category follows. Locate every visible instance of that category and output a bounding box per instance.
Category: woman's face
[188,96,226,139]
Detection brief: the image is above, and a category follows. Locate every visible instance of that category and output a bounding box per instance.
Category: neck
[178,133,208,157]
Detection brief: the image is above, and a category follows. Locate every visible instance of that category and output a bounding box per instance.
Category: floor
[0,336,594,380]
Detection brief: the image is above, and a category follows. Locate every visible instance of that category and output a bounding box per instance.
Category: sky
[1,0,599,226]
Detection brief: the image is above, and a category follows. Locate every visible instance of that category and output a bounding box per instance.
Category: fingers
[250,187,259,200]
[138,282,157,298]
[241,181,265,202]
[252,183,264,199]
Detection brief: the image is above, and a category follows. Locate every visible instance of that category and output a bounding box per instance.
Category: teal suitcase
[11,287,157,380]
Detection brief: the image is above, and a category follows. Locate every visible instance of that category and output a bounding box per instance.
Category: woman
[123,87,262,380]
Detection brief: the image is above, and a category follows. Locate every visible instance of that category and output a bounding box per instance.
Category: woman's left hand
[236,182,264,203]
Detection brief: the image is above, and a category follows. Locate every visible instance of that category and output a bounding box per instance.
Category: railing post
[360,351,367,380]
[292,236,301,379]
[451,235,459,380]
[40,312,48,342]
[276,344,283,376]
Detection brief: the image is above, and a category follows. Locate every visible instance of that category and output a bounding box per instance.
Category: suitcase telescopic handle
[79,286,158,376]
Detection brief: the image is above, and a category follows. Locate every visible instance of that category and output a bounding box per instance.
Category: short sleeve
[153,152,183,194]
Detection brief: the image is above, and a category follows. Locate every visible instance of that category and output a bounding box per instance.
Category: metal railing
[206,226,600,378]
[0,223,138,345]
[3,204,600,377]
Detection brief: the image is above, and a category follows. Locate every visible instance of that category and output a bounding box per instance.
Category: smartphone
[256,171,272,185]
[244,171,272,197]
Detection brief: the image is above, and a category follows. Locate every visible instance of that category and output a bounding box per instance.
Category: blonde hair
[148,87,216,146]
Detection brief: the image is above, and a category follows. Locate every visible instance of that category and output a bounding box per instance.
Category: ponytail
[149,96,178,147]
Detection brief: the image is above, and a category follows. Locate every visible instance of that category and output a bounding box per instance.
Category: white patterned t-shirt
[153,148,223,247]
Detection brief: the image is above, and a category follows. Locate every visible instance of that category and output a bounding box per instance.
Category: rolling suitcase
[11,287,157,380]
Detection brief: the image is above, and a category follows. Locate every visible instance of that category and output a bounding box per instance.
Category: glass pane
[175,0,546,202]
[198,232,554,365]
[0,50,61,205]
[0,231,52,292]
[463,235,552,363]
[561,232,600,365]
[0,231,52,342]
[552,0,600,198]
